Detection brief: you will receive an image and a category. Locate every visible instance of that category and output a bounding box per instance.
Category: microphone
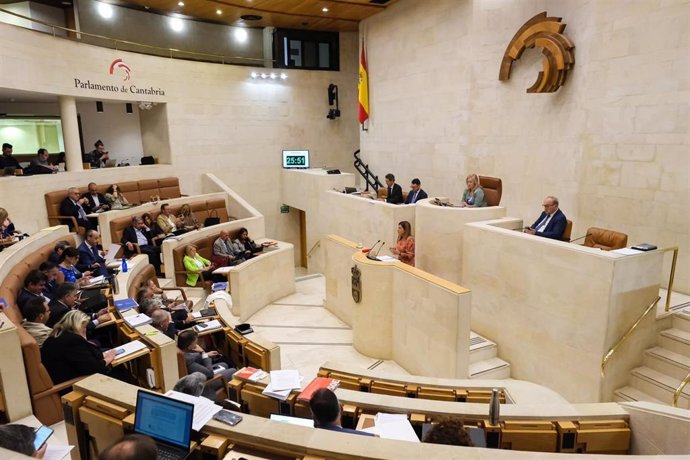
[569,233,592,243]
[367,241,385,260]
[363,240,380,254]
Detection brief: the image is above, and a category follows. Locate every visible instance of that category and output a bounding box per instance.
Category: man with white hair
[59,186,92,231]
[173,372,207,397]
[525,195,567,240]
[151,309,177,339]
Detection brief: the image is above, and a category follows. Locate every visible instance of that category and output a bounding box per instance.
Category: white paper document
[376,255,400,262]
[270,369,301,391]
[195,319,222,332]
[373,413,420,443]
[610,247,643,255]
[85,275,106,286]
[262,382,292,401]
[105,244,121,260]
[212,266,237,274]
[165,390,222,431]
[113,339,148,359]
[43,445,74,460]
[124,313,152,328]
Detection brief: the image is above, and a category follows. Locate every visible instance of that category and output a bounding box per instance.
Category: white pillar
[58,95,83,172]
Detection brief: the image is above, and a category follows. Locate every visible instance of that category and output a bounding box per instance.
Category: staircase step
[630,367,690,408]
[469,332,498,364]
[644,347,690,381]
[673,308,690,333]
[469,357,511,379]
[613,386,665,405]
[658,328,690,355]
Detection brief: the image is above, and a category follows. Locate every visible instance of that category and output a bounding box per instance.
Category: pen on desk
[0,321,4,328]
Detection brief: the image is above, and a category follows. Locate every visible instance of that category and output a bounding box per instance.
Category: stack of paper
[362,413,420,442]
[113,340,148,360]
[123,313,152,328]
[85,275,107,286]
[165,390,222,431]
[194,319,222,332]
[262,370,302,401]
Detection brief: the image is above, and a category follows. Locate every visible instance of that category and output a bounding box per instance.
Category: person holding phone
[0,423,50,458]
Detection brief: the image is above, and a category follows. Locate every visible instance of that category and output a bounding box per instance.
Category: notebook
[134,390,194,460]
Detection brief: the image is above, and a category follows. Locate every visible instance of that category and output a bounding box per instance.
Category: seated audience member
[0,423,47,458]
[183,244,218,287]
[78,229,109,278]
[0,142,22,171]
[22,297,53,347]
[104,183,130,209]
[139,280,193,310]
[47,282,109,329]
[151,309,178,339]
[49,240,71,264]
[234,227,263,260]
[525,195,567,240]
[41,310,117,385]
[138,286,193,331]
[309,388,374,437]
[212,230,241,267]
[39,261,60,299]
[423,418,474,446]
[0,207,18,242]
[460,173,486,207]
[177,329,236,400]
[17,269,48,313]
[26,148,58,174]
[390,220,415,266]
[141,213,165,246]
[173,371,207,397]
[380,173,403,204]
[99,434,157,460]
[58,246,92,285]
[404,178,428,204]
[84,139,109,169]
[121,216,163,275]
[59,187,92,231]
[156,203,183,234]
[179,203,201,230]
[82,182,110,212]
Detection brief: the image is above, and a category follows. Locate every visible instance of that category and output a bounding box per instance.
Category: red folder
[297,377,340,402]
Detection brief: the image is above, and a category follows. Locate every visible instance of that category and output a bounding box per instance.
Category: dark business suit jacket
[59,197,89,230]
[77,242,108,277]
[404,188,428,204]
[530,208,567,240]
[82,192,109,212]
[121,226,154,257]
[386,183,404,204]
[41,331,107,384]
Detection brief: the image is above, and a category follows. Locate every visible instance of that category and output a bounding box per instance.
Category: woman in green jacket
[182,244,216,286]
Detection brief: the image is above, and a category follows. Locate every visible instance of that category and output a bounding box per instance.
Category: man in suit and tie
[381,173,404,204]
[60,187,92,231]
[78,229,109,277]
[525,196,567,240]
[404,178,428,204]
[122,216,163,276]
[82,182,110,213]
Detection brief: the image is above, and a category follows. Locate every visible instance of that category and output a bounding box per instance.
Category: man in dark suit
[17,270,48,314]
[0,143,22,172]
[47,282,109,330]
[60,187,92,231]
[382,173,403,204]
[82,182,110,212]
[309,388,374,437]
[525,195,567,240]
[78,229,109,278]
[404,178,428,204]
[121,216,162,275]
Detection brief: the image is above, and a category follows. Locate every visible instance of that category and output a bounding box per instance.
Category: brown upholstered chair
[127,264,187,302]
[172,230,242,287]
[583,227,628,251]
[478,176,503,206]
[562,219,573,242]
[176,350,228,400]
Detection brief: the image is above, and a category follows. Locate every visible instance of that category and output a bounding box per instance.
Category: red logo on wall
[109,58,132,81]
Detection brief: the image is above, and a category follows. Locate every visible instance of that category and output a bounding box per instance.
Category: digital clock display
[282,150,309,169]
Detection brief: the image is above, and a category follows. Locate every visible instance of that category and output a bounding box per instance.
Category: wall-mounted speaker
[96,101,103,113]
[125,103,133,114]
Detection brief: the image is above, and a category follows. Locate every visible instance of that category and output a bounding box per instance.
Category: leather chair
[583,227,628,251]
[172,230,242,287]
[478,176,503,206]
[562,219,573,242]
[376,187,408,203]
[127,264,187,302]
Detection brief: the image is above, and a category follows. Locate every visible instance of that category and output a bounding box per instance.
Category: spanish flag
[358,41,369,126]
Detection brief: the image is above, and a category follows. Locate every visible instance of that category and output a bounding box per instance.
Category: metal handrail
[660,246,679,312]
[600,296,661,377]
[672,371,690,407]
[353,149,383,192]
[307,240,321,258]
[0,7,270,64]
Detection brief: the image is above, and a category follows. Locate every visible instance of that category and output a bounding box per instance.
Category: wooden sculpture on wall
[499,12,575,93]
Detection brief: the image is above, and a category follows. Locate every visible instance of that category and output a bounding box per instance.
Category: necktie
[92,245,100,260]
[412,191,418,203]
[76,201,87,220]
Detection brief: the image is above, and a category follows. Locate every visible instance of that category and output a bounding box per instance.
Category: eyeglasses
[542,203,554,208]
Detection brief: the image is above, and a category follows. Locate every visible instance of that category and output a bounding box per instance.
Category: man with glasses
[524,196,567,240]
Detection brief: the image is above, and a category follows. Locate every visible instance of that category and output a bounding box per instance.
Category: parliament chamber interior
[0,0,688,458]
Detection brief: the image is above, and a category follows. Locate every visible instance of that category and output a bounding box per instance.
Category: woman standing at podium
[390,220,415,266]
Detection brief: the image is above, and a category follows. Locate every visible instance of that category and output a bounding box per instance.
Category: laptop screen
[135,390,194,450]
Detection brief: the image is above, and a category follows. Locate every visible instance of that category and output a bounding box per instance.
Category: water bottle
[489,388,500,425]
[121,258,128,273]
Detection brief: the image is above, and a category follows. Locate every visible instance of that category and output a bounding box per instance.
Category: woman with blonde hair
[0,207,18,245]
[460,173,486,207]
[179,203,201,231]
[390,220,415,266]
[41,310,117,384]
[183,244,216,286]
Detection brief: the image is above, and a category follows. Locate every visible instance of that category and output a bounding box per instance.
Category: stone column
[58,95,82,172]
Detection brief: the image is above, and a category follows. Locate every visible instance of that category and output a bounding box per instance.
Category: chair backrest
[562,220,573,242]
[127,264,158,299]
[584,227,628,251]
[478,176,503,206]
[172,230,242,286]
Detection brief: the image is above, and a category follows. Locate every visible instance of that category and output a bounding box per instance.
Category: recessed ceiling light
[322,7,329,12]
[178,1,184,6]
[240,14,262,21]
[216,9,222,15]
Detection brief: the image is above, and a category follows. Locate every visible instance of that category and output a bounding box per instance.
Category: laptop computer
[135,390,194,460]
[104,159,117,168]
